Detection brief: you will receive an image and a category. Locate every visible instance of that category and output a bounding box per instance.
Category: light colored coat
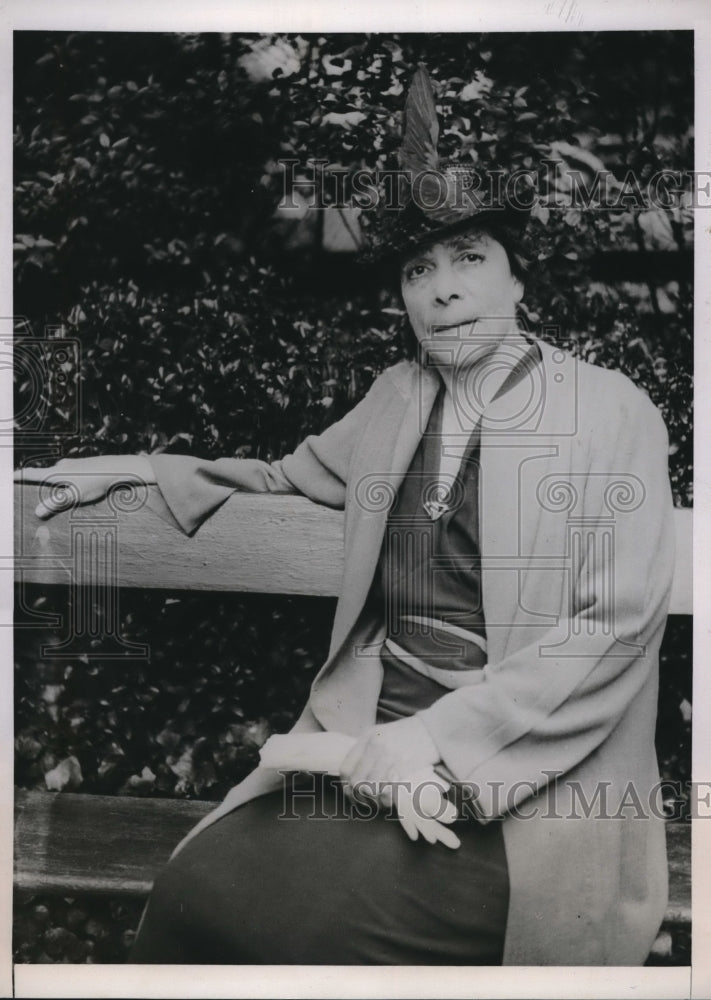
[150,335,675,965]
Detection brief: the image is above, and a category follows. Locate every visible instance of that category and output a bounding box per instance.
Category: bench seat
[14,789,690,962]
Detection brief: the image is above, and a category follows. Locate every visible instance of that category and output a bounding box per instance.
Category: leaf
[530,203,550,226]
[156,728,181,752]
[45,755,83,791]
[42,926,85,961]
[67,304,87,324]
[322,54,352,77]
[15,735,42,760]
[41,684,64,705]
[169,746,195,785]
[321,111,366,129]
[121,766,157,795]
[460,72,493,102]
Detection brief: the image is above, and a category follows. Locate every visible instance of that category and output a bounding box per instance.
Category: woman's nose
[432,265,463,305]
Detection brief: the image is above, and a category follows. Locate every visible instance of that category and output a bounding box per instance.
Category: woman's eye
[461,251,484,264]
[403,263,428,280]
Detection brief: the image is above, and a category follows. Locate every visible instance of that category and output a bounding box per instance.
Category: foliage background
[14,30,693,963]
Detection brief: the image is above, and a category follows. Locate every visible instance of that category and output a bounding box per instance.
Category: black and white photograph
[5,2,710,997]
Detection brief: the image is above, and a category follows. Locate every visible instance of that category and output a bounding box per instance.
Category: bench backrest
[14,485,692,614]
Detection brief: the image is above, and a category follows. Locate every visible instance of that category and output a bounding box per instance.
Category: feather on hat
[362,64,533,262]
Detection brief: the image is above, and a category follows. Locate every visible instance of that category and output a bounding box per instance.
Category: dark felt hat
[359,66,533,264]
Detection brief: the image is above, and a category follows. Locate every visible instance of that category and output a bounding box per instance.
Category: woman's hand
[340,716,439,790]
[258,727,460,848]
[340,716,460,849]
[14,455,156,519]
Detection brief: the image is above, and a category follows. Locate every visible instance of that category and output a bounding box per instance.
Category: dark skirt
[131,773,509,965]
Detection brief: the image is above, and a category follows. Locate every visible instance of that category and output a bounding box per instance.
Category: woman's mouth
[431,319,480,337]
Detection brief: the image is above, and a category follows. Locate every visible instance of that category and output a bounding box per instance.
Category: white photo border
[2,2,708,998]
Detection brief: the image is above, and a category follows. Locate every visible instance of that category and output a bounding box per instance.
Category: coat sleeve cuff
[148,454,297,535]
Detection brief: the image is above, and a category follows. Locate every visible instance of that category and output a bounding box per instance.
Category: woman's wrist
[389,714,440,767]
[129,454,157,484]
[79,454,157,483]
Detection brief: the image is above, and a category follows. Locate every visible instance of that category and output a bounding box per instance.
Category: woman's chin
[418,337,501,372]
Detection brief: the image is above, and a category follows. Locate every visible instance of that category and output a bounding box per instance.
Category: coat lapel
[479,339,579,662]
[329,363,441,657]
[310,363,440,731]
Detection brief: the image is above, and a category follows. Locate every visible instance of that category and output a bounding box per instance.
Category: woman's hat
[360,65,533,263]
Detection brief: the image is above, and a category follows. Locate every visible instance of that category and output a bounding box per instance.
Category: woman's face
[400,228,524,366]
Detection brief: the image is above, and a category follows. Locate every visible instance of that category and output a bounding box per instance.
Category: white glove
[259,732,461,849]
[14,456,155,519]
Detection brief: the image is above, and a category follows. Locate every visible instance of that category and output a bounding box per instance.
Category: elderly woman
[19,69,674,966]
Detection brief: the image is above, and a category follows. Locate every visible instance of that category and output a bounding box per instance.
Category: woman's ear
[512,275,525,304]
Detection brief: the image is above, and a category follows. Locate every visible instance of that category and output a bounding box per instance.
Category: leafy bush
[15,588,334,800]
[14,30,693,495]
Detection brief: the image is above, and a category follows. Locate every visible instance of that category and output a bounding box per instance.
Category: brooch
[423,499,451,521]
[423,485,453,520]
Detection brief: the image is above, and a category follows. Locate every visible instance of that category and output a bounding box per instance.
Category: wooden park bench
[13,486,693,963]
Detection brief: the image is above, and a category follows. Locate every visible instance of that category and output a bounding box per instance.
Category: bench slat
[14,487,345,597]
[14,790,213,897]
[14,789,691,932]
[14,486,691,613]
[665,820,692,924]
